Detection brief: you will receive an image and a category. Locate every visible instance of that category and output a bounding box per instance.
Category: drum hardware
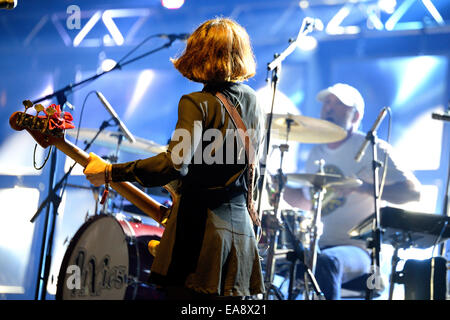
[270,113,347,144]
[259,24,347,296]
[286,173,362,190]
[286,166,363,276]
[260,104,325,300]
[308,161,326,277]
[298,160,339,300]
[273,166,362,299]
[349,206,450,300]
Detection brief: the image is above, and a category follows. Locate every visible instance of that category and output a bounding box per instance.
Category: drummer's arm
[354,142,422,204]
[283,185,313,211]
[355,179,421,204]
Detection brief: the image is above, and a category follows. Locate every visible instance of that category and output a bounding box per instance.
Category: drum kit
[257,113,363,300]
[52,112,363,300]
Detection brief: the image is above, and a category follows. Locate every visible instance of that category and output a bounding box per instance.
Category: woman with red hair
[84,17,265,300]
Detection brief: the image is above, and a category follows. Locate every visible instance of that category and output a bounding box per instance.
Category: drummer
[283,83,422,300]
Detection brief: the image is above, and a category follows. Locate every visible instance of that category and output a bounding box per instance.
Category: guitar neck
[55,138,166,224]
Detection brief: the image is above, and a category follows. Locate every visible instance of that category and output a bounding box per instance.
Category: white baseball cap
[317,83,365,119]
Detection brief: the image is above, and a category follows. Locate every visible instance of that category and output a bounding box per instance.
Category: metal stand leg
[309,186,325,276]
[389,246,401,300]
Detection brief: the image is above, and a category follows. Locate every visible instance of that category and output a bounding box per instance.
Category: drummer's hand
[353,181,373,195]
[83,152,109,187]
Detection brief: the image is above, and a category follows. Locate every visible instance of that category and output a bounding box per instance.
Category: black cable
[59,90,98,203]
[33,144,53,170]
[74,90,97,145]
[116,34,160,66]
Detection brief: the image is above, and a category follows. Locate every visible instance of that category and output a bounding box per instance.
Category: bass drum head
[56,214,149,300]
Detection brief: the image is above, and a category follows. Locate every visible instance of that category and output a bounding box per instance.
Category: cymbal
[286,173,362,189]
[66,128,167,155]
[268,113,347,143]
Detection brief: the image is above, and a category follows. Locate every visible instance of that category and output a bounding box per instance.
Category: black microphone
[432,112,450,122]
[0,0,17,9]
[355,107,388,163]
[157,33,190,41]
[95,91,136,143]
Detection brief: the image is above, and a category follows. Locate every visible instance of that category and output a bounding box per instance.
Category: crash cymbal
[66,128,167,155]
[268,113,347,143]
[286,173,362,189]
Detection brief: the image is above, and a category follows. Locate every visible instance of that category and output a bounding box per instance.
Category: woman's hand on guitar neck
[83,152,111,187]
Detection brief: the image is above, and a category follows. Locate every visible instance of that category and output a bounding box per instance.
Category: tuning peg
[22,100,33,111]
[34,104,44,114]
[46,106,56,116]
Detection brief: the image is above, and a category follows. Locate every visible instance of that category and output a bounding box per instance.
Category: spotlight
[378,0,396,14]
[161,0,185,10]
[299,1,309,9]
[296,35,317,51]
[101,58,117,72]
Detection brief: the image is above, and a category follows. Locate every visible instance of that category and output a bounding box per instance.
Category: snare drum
[56,214,164,300]
[259,209,313,250]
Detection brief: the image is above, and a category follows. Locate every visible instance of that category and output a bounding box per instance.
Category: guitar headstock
[9,100,74,148]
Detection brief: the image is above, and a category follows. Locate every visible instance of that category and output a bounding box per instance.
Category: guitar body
[9,110,175,225]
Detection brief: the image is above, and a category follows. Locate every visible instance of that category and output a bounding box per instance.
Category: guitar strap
[215,92,261,227]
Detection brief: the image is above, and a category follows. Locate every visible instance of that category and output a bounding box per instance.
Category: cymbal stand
[309,160,326,276]
[282,205,325,300]
[300,160,327,300]
[262,117,290,300]
[262,119,324,300]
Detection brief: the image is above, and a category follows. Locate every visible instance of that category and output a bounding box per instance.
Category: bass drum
[56,214,164,300]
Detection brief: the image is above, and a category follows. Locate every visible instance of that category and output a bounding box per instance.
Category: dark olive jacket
[111,82,265,296]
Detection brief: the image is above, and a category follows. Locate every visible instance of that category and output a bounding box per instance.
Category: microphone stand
[30,36,179,300]
[33,92,66,301]
[257,16,316,241]
[433,103,450,257]
[32,39,177,105]
[365,130,383,300]
[258,18,320,299]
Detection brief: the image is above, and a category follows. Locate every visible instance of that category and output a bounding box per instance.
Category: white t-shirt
[305,131,416,249]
